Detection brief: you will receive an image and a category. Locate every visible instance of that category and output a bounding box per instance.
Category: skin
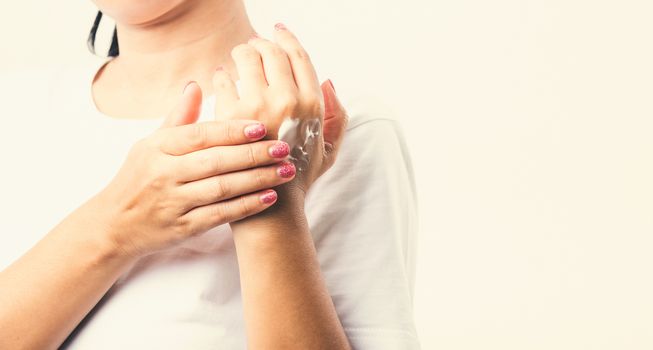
[92,0,257,119]
[215,28,351,349]
[0,0,351,349]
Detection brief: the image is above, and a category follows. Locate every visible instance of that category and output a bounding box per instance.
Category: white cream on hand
[278,117,322,172]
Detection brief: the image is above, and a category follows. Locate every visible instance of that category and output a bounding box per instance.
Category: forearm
[0,195,136,349]
[231,191,351,350]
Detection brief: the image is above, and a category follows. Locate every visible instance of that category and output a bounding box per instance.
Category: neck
[107,0,254,97]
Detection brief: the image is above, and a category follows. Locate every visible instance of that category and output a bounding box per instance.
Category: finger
[213,66,239,118]
[272,23,320,96]
[181,189,278,233]
[175,140,291,182]
[178,161,296,208]
[247,36,297,91]
[231,43,267,97]
[160,81,203,129]
[321,79,348,162]
[157,120,268,155]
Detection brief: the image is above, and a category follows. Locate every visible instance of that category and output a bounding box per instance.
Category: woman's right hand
[90,82,296,259]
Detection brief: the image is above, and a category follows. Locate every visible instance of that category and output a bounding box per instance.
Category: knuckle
[173,217,194,238]
[201,150,222,174]
[237,196,252,217]
[212,153,224,173]
[188,123,209,149]
[247,98,267,114]
[214,177,229,199]
[148,174,168,192]
[224,121,241,144]
[245,144,258,167]
[254,168,268,188]
[262,44,286,58]
[212,202,228,223]
[232,44,259,61]
[290,47,310,61]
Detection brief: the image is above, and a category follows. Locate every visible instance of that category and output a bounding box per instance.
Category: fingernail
[183,80,195,93]
[274,23,287,31]
[260,190,278,204]
[244,123,266,139]
[248,32,259,41]
[215,66,224,72]
[277,161,296,178]
[269,141,290,158]
[327,79,336,94]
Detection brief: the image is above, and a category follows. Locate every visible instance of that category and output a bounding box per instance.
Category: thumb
[159,81,203,129]
[320,79,348,161]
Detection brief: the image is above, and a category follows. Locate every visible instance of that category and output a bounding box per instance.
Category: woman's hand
[209,24,352,349]
[92,82,296,259]
[212,24,348,198]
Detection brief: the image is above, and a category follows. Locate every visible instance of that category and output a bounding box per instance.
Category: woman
[0,0,419,349]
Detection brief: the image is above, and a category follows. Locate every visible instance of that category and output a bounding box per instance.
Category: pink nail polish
[244,123,266,139]
[274,23,287,31]
[269,142,290,158]
[277,161,296,178]
[260,190,278,204]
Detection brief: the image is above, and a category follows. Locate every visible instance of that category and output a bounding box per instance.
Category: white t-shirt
[0,54,420,349]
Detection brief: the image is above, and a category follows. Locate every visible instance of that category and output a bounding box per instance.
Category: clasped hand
[93,24,347,258]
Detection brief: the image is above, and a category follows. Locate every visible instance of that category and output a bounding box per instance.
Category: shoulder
[326,93,416,185]
[342,93,406,135]
[339,94,413,169]
[307,93,418,208]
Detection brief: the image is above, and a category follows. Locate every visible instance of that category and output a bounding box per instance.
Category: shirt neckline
[86,56,164,124]
[85,55,222,124]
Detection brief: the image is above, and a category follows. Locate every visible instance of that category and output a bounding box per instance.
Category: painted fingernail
[277,161,296,178]
[327,79,336,94]
[183,80,195,93]
[260,190,278,204]
[244,123,266,139]
[269,141,290,158]
[274,23,287,31]
[249,32,259,41]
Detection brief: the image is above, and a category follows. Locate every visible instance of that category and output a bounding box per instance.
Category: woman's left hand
[212,23,348,203]
[211,26,353,349]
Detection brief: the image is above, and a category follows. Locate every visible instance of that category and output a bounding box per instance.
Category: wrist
[231,183,309,246]
[240,181,306,223]
[75,193,141,266]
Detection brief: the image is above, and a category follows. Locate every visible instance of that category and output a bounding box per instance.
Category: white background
[2,1,653,349]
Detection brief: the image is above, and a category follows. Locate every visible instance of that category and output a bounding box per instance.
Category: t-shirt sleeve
[305,114,421,349]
